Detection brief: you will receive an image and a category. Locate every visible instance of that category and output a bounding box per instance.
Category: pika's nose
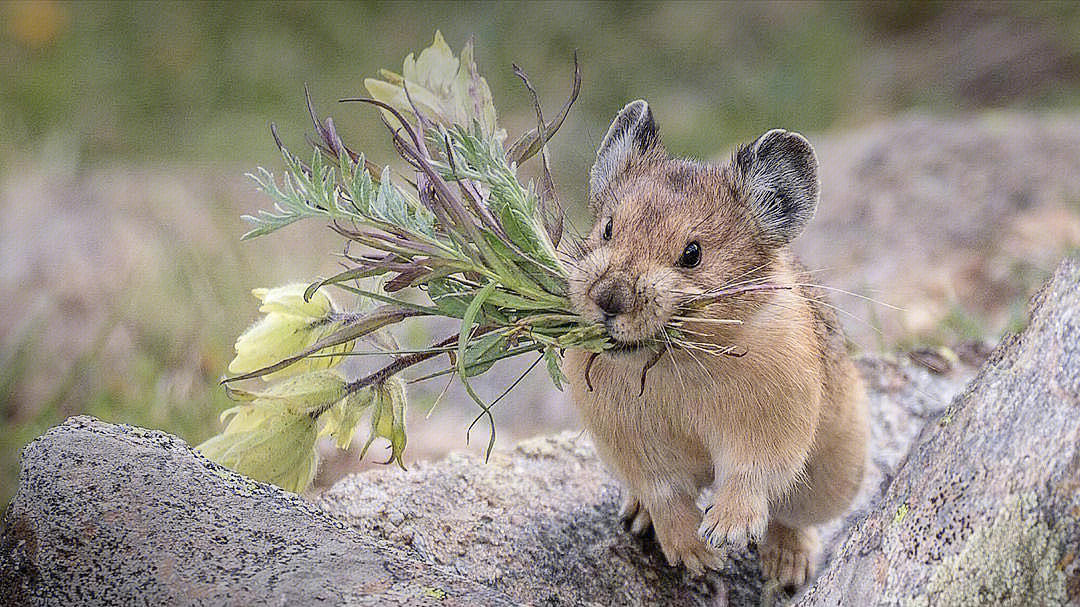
[596,289,623,317]
[592,276,632,320]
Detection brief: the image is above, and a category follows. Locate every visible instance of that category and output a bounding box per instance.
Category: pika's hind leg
[618,492,653,536]
[760,521,819,588]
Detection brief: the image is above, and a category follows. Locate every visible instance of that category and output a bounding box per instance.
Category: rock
[4,257,1078,605]
[0,357,971,606]
[798,256,1080,606]
[0,417,515,607]
[314,353,973,607]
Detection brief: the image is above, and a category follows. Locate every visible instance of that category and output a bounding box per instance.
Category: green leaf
[427,278,472,318]
[457,281,498,459]
[372,166,407,226]
[341,152,375,216]
[461,331,508,377]
[543,346,567,391]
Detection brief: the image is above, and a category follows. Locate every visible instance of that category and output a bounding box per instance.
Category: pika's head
[568,100,820,348]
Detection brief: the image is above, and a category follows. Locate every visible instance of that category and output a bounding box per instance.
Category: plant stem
[310,332,469,419]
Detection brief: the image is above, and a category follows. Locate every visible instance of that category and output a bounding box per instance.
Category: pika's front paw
[760,522,819,588]
[653,525,722,576]
[618,494,653,536]
[697,495,768,551]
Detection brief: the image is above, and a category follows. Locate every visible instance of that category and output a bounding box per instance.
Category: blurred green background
[4,0,1080,503]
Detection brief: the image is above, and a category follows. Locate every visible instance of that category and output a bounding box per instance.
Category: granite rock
[797,256,1080,606]
[5,257,1079,605]
[0,417,515,607]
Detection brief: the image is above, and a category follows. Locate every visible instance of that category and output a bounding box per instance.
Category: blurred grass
[7,1,1080,188]
[4,1,1080,502]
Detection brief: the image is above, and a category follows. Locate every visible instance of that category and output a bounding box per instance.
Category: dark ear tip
[616,99,654,134]
[590,99,662,205]
[754,129,814,157]
[741,129,817,181]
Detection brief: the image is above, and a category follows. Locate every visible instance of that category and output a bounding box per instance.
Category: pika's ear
[588,100,662,212]
[736,129,819,245]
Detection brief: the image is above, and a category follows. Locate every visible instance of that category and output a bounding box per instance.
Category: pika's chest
[565,351,730,431]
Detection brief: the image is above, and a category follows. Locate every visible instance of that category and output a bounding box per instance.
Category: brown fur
[564,139,868,586]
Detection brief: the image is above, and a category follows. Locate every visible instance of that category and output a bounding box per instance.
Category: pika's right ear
[735,129,819,245]
[588,100,662,213]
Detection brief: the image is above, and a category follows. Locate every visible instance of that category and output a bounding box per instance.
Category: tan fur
[564,145,868,586]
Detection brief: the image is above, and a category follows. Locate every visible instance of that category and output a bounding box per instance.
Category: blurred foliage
[4,0,1080,502]
[5,1,1080,195]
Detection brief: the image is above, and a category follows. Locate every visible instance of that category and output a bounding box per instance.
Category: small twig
[309,334,462,420]
[638,348,664,396]
[724,345,748,358]
[584,351,599,391]
[512,62,564,247]
[505,51,582,166]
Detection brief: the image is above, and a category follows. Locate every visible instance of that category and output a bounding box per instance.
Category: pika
[565,100,868,588]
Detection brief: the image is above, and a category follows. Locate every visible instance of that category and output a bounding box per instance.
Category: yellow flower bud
[319,387,375,450]
[359,376,408,469]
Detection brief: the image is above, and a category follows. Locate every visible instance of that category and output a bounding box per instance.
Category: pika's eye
[602,217,613,241]
[678,241,701,268]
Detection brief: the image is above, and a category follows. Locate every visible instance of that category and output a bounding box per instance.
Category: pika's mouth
[604,331,665,356]
[607,340,649,354]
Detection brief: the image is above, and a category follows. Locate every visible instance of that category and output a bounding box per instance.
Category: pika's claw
[618,494,653,535]
[760,522,819,589]
[697,496,768,551]
[656,532,722,576]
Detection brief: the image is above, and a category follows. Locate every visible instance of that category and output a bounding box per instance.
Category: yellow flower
[359,376,409,469]
[201,370,351,493]
[226,369,348,415]
[252,284,332,318]
[365,30,505,144]
[319,386,375,450]
[228,283,354,381]
[197,409,319,494]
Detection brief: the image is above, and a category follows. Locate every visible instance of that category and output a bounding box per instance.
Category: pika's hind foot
[618,493,653,536]
[652,516,722,576]
[760,522,819,588]
[625,489,722,576]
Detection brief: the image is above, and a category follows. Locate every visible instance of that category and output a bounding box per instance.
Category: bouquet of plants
[198,32,604,492]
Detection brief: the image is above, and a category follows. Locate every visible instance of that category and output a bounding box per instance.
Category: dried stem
[638,348,665,396]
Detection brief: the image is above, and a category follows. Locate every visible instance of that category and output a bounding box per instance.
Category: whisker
[673,339,723,392]
[660,332,688,393]
[789,283,905,311]
[718,261,771,289]
[425,371,456,419]
[787,290,886,339]
[670,316,743,325]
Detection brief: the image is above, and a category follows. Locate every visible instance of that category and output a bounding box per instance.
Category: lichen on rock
[915,493,1069,607]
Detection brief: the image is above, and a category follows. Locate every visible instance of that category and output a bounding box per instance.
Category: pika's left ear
[735,129,819,245]
[588,100,663,214]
